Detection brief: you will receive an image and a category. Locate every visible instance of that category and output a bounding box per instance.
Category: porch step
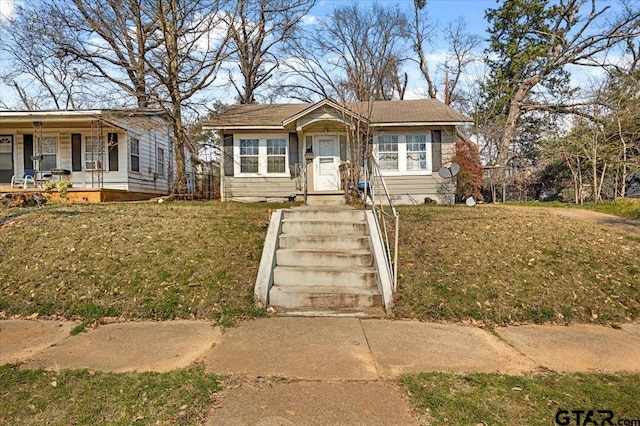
[306,194,346,205]
[276,249,373,268]
[266,207,384,316]
[279,234,370,250]
[273,266,378,289]
[284,209,365,221]
[281,219,367,235]
[271,306,386,318]
[269,285,383,309]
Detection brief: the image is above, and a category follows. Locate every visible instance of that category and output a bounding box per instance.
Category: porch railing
[363,156,399,292]
[294,163,305,193]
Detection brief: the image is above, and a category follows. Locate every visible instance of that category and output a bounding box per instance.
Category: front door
[314,136,340,191]
[0,135,13,183]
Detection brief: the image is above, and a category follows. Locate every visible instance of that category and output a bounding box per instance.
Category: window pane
[379,153,398,170]
[42,154,56,171]
[267,156,285,173]
[240,139,259,155]
[267,139,286,155]
[406,134,427,170]
[131,156,140,172]
[377,135,398,170]
[241,156,258,173]
[40,137,57,154]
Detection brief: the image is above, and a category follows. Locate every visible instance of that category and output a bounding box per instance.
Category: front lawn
[393,205,640,326]
[0,201,292,327]
[2,201,638,327]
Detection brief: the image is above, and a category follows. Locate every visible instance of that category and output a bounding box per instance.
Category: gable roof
[206,98,471,130]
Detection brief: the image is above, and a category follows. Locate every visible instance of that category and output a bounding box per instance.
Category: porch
[0,186,161,203]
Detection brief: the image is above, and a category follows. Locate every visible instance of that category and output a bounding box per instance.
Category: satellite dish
[466,196,476,207]
[438,162,460,179]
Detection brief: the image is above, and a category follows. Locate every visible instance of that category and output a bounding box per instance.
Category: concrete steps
[268,207,383,316]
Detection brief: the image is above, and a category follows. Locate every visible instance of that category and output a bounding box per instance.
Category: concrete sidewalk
[2,317,640,425]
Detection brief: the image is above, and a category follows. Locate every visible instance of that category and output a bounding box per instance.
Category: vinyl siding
[224,176,297,199]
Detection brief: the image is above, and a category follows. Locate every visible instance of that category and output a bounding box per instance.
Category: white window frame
[130,137,140,173]
[233,134,289,177]
[39,135,59,172]
[157,146,165,177]
[85,135,104,171]
[374,132,432,175]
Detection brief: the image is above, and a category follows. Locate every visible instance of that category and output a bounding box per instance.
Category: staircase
[267,207,385,317]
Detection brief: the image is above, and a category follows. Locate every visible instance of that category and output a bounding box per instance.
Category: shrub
[452,140,483,201]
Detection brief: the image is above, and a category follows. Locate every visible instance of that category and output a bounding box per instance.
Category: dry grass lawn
[0,201,290,326]
[393,204,640,326]
[1,200,639,327]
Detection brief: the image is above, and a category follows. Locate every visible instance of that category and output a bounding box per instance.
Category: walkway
[2,317,640,425]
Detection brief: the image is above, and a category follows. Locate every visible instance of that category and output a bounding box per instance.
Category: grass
[401,372,640,426]
[2,200,639,327]
[0,364,221,425]
[507,198,640,220]
[393,204,640,326]
[0,201,294,326]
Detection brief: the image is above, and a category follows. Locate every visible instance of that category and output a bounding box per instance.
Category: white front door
[314,136,340,191]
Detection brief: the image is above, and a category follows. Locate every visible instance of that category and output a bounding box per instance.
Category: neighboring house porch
[0,109,179,201]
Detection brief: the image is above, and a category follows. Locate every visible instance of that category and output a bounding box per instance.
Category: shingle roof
[207,98,470,129]
[209,103,309,128]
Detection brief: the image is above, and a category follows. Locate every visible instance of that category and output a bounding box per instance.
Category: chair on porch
[10,169,36,189]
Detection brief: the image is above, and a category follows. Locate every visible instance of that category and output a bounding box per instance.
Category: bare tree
[411,0,437,99]
[283,2,409,102]
[224,0,315,104]
[0,3,91,109]
[148,0,233,193]
[440,18,482,107]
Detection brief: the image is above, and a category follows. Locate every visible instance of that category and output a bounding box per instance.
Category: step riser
[284,210,366,221]
[279,235,369,250]
[277,250,373,268]
[306,196,345,205]
[281,221,367,235]
[269,287,383,309]
[273,268,378,289]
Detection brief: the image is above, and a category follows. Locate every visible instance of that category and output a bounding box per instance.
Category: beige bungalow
[0,109,187,201]
[205,98,471,204]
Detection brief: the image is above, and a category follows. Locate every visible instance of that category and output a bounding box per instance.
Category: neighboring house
[205,98,471,204]
[0,109,178,201]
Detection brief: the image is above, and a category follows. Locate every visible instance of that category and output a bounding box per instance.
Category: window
[40,136,58,171]
[157,147,165,177]
[239,139,259,173]
[375,133,431,173]
[130,138,140,172]
[85,136,103,170]
[267,138,286,173]
[406,134,427,170]
[377,135,398,170]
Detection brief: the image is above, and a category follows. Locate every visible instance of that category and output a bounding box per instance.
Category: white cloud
[301,15,318,26]
[0,0,15,22]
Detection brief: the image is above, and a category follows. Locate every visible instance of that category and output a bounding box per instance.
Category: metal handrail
[363,156,399,292]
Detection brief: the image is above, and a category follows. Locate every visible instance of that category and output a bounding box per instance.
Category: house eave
[371,121,472,127]
[203,125,285,131]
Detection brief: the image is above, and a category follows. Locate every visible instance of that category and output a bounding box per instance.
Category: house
[205,98,472,204]
[0,109,189,201]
